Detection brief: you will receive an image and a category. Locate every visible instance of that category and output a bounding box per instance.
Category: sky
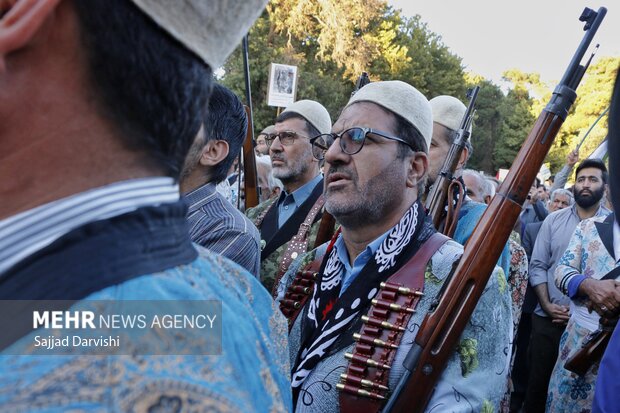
[388,1,619,85]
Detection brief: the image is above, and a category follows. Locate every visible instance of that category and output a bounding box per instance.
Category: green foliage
[220,1,467,135]
[501,58,619,175]
[219,1,617,180]
[549,56,618,171]
[466,79,504,173]
[494,88,536,169]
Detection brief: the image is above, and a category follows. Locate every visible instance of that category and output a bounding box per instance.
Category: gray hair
[482,175,496,199]
[463,169,494,199]
[551,188,574,204]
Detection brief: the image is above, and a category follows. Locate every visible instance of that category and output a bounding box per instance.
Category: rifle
[424,86,479,235]
[241,34,259,210]
[565,316,618,376]
[383,7,606,413]
[351,72,370,96]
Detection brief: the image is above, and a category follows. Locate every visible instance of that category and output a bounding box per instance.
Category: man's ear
[406,152,428,189]
[199,140,229,167]
[457,146,469,170]
[0,0,62,63]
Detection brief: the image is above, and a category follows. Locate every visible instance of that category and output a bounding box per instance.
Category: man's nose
[269,137,283,153]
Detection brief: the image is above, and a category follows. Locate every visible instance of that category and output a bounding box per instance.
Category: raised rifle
[382,7,606,413]
[424,86,479,236]
[352,72,370,96]
[241,34,259,209]
[564,266,620,375]
[565,315,618,376]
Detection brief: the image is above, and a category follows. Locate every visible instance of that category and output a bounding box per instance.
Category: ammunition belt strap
[338,233,449,413]
[279,258,322,330]
[271,195,325,297]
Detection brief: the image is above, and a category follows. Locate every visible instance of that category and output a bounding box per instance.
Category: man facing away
[0,0,290,411]
[276,81,511,412]
[246,100,332,294]
[181,83,261,277]
[546,159,616,412]
[524,159,610,413]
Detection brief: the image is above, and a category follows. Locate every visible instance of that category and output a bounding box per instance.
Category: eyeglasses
[310,127,416,160]
[264,131,310,148]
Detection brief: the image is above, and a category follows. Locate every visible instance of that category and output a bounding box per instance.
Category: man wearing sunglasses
[246,100,332,294]
[276,81,511,412]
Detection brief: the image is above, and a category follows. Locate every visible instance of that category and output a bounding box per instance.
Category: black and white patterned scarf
[291,201,434,391]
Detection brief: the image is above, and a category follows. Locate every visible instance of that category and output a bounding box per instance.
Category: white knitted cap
[282,100,332,135]
[346,80,432,151]
[430,95,471,134]
[129,0,268,69]
[259,125,276,135]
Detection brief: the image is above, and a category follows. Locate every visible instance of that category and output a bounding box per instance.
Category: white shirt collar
[0,177,179,275]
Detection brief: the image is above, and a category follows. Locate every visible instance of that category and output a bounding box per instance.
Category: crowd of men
[0,1,618,412]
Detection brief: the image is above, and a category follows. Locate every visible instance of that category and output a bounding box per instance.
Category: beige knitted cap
[282,100,332,135]
[129,0,268,68]
[346,80,432,151]
[430,95,471,134]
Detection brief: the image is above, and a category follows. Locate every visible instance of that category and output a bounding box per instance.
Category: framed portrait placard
[267,63,298,107]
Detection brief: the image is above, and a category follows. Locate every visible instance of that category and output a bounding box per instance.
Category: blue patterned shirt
[185,182,261,277]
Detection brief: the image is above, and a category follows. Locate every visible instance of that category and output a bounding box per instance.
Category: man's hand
[580,279,620,316]
[542,302,570,324]
[566,149,579,167]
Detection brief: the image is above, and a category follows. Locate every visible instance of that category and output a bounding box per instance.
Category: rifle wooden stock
[243,105,259,209]
[242,35,259,210]
[565,316,618,376]
[314,211,336,249]
[383,7,606,413]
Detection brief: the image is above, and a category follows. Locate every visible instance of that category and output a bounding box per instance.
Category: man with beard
[523,159,610,413]
[546,159,616,412]
[426,96,511,275]
[276,81,511,412]
[246,100,332,293]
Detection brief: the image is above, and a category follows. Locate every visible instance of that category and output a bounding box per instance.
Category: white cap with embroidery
[430,95,472,137]
[129,0,268,69]
[282,100,332,135]
[346,80,432,151]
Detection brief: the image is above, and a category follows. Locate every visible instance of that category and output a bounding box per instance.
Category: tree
[494,87,536,169]
[549,56,618,171]
[220,2,468,137]
[466,79,504,174]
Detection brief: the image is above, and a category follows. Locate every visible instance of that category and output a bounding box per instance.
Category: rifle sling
[271,195,326,297]
[260,179,324,260]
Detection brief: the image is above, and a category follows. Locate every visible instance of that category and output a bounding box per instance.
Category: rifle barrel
[384,7,607,413]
